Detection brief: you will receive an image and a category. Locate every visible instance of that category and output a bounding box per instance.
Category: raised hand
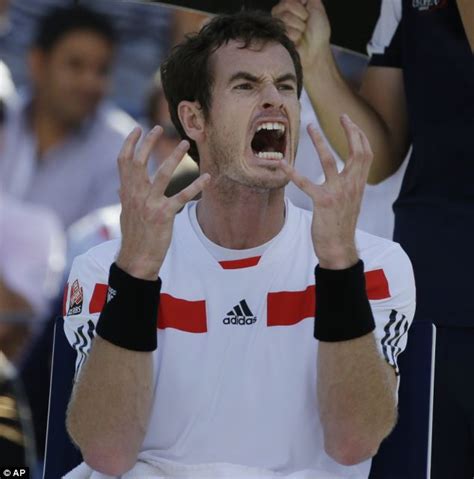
[278,115,373,269]
[116,126,210,280]
[271,0,331,69]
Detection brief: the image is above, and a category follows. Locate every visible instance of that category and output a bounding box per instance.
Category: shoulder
[64,239,121,373]
[65,239,121,323]
[66,205,121,271]
[356,229,415,305]
[356,229,407,264]
[356,228,414,283]
[69,238,121,283]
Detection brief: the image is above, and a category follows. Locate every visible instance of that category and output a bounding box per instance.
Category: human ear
[177,101,205,143]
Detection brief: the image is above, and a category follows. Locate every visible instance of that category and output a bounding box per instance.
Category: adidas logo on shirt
[223,300,257,325]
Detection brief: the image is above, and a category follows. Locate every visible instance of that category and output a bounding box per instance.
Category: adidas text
[223,316,257,325]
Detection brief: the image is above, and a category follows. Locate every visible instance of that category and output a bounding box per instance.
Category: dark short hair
[161,10,303,164]
[33,5,116,52]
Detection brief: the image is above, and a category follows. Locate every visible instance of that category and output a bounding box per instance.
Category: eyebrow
[228,71,297,86]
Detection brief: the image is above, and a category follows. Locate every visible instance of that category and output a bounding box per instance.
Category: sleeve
[368,244,416,377]
[367,0,403,68]
[63,251,110,379]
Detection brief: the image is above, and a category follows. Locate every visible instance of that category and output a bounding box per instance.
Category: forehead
[210,40,296,83]
[49,30,112,56]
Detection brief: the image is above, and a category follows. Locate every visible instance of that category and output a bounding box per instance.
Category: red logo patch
[68,279,83,316]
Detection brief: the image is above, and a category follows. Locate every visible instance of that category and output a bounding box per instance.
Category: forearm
[303,48,400,183]
[317,333,397,465]
[67,336,154,475]
[457,0,474,52]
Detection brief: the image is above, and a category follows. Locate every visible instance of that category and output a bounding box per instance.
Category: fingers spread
[307,124,339,181]
[150,140,190,197]
[169,173,211,213]
[358,128,374,180]
[118,127,143,185]
[340,114,372,178]
[134,125,163,166]
[118,127,141,167]
[339,114,356,169]
[277,159,315,196]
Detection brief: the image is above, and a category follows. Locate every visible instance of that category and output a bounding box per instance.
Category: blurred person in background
[0,4,136,229]
[273,0,474,477]
[0,0,208,119]
[0,351,36,469]
[0,59,15,151]
[0,192,65,472]
[0,0,10,37]
[0,192,65,362]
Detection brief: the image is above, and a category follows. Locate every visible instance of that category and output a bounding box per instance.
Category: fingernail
[131,126,141,137]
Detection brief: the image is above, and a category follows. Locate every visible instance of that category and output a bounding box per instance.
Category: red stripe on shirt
[219,256,261,269]
[267,285,315,327]
[267,269,391,327]
[88,284,207,333]
[89,283,108,313]
[365,269,390,299]
[158,294,207,333]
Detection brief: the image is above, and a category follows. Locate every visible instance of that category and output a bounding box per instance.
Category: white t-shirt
[64,200,415,478]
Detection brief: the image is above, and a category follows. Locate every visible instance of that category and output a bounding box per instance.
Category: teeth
[256,122,285,134]
[256,152,284,160]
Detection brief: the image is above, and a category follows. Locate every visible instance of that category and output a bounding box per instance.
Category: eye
[234,83,253,90]
[277,83,295,91]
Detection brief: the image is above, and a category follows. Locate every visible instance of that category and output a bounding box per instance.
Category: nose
[260,83,283,110]
[83,67,108,93]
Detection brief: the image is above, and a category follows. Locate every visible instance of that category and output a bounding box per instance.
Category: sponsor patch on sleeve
[67,279,84,316]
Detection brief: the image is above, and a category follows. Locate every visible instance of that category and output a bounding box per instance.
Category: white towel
[63,453,344,479]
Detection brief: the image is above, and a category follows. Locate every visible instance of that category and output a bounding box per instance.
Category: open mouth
[251,122,287,160]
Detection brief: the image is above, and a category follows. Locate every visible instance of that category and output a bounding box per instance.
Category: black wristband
[314,259,375,342]
[96,263,161,351]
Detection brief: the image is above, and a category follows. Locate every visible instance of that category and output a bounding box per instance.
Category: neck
[30,97,73,159]
[196,179,286,249]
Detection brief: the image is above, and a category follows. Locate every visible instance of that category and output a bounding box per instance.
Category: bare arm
[66,127,210,475]
[170,8,210,47]
[273,0,410,184]
[305,55,409,184]
[67,337,154,475]
[317,335,397,465]
[277,117,398,464]
[457,0,474,52]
